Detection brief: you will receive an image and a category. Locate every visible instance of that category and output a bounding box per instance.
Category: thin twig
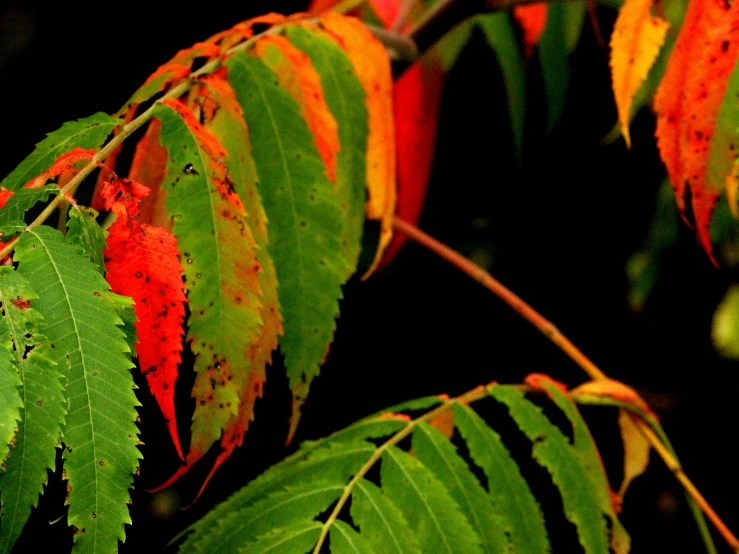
[392,215,739,551]
[312,383,492,554]
[393,217,606,381]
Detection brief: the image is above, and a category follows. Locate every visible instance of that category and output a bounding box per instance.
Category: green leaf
[181,440,375,549]
[154,100,264,456]
[15,226,141,554]
[530,376,630,552]
[0,114,119,192]
[225,51,346,436]
[626,180,679,311]
[286,24,369,277]
[452,402,549,553]
[0,275,25,467]
[328,415,407,444]
[237,521,323,554]
[331,520,377,554]
[98,291,138,359]
[366,395,444,417]
[380,446,483,554]
[0,348,20,467]
[538,4,569,133]
[713,284,739,359]
[562,1,587,53]
[66,205,107,275]
[0,267,65,554]
[0,186,58,236]
[350,478,422,554]
[489,386,610,553]
[476,14,526,157]
[412,422,511,552]
[190,481,343,553]
[707,46,739,214]
[437,19,474,71]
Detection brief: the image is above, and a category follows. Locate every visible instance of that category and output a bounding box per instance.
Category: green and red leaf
[153,98,264,466]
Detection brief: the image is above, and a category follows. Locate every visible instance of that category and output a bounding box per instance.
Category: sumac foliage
[1,0,739,552]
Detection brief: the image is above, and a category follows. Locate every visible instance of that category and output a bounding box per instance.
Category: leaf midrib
[416,425,487,541]
[384,448,454,554]
[29,229,101,546]
[241,57,308,344]
[354,479,405,553]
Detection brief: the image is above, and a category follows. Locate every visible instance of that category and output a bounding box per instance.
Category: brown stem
[392,215,739,551]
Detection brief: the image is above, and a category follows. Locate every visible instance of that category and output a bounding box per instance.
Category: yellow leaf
[617,409,651,502]
[609,0,669,148]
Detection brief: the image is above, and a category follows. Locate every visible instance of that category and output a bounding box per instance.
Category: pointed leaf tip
[103,177,187,460]
[610,0,668,148]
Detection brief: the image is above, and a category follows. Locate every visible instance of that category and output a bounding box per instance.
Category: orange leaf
[103,177,187,459]
[428,409,455,439]
[654,0,739,261]
[319,13,396,278]
[208,13,289,51]
[610,0,669,148]
[617,409,651,503]
[513,3,549,59]
[253,34,340,182]
[571,378,656,419]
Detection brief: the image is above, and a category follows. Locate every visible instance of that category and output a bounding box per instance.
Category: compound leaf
[15,226,141,554]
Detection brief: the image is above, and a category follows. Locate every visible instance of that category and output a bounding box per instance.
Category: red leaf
[0,190,14,209]
[24,148,95,190]
[129,119,171,229]
[103,177,187,460]
[380,58,444,267]
[513,4,549,59]
[654,0,739,262]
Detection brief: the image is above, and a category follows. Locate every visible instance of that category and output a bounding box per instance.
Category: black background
[1,2,738,552]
